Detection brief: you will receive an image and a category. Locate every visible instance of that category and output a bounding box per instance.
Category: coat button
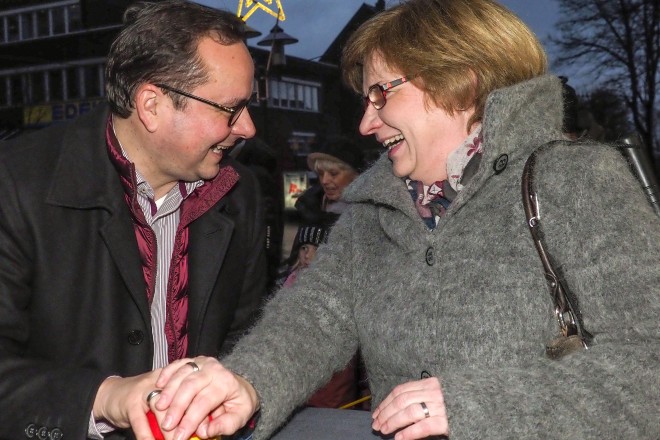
[36,427,48,440]
[127,330,144,345]
[25,424,37,438]
[49,428,63,440]
[493,154,509,174]
[425,247,435,266]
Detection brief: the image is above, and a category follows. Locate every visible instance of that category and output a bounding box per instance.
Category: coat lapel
[45,106,150,325]
[186,201,235,353]
[98,212,151,323]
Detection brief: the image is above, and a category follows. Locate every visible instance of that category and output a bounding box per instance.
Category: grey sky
[195,1,579,82]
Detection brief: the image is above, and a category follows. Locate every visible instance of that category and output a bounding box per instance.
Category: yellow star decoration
[237,0,286,22]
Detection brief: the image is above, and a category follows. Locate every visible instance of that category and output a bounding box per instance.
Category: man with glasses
[0,1,266,439]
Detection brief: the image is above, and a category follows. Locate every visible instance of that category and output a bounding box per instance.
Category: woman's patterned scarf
[406,125,483,229]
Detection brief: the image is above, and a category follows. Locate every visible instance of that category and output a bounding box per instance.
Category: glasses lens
[367,85,385,110]
[228,95,253,126]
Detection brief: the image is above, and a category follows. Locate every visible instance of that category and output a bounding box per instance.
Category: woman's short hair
[106,0,246,118]
[342,0,548,128]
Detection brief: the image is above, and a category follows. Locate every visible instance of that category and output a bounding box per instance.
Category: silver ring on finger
[186,361,200,372]
[420,401,430,418]
[146,389,162,405]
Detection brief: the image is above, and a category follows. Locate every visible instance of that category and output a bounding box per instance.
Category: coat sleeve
[440,143,660,439]
[0,159,108,440]
[221,208,360,439]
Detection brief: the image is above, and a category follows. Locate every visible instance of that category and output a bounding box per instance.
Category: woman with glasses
[151,1,660,439]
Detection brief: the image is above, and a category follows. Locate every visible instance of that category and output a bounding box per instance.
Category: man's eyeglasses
[155,83,253,127]
[364,76,411,110]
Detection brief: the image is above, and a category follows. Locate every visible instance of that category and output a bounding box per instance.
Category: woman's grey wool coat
[223,75,660,439]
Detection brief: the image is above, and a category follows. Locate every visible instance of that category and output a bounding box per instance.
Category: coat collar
[343,75,566,217]
[45,104,125,211]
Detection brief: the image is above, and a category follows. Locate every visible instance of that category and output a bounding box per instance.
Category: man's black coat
[0,106,267,439]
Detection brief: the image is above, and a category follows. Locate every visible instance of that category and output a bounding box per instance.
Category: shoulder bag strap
[521,141,593,358]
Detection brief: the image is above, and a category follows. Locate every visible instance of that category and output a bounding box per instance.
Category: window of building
[0,59,106,108]
[304,86,316,112]
[52,7,66,35]
[267,77,320,112]
[19,13,34,40]
[30,71,47,103]
[36,8,50,37]
[6,14,19,42]
[286,82,295,108]
[296,84,304,109]
[49,69,64,101]
[67,3,82,32]
[0,1,86,43]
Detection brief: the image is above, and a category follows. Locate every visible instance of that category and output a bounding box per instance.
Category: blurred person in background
[295,136,366,228]
[281,225,329,289]
[275,135,366,290]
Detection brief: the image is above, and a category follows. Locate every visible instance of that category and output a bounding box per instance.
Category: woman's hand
[153,356,259,440]
[372,377,448,440]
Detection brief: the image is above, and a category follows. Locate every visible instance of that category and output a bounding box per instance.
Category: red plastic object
[146,411,215,440]
[147,410,165,440]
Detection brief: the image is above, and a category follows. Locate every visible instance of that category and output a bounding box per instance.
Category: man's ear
[134,84,162,133]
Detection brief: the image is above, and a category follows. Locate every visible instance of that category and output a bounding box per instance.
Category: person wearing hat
[284,138,365,286]
[282,224,329,288]
[295,136,366,227]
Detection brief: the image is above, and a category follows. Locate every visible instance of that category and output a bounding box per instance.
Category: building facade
[0,0,379,164]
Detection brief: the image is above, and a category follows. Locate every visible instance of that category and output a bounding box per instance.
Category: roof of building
[320,1,385,65]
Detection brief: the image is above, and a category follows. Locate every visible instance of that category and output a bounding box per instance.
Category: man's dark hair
[106,0,246,118]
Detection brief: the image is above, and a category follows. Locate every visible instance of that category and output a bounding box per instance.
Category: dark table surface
[270,408,389,440]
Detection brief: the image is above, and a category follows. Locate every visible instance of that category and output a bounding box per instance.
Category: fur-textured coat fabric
[223,75,660,439]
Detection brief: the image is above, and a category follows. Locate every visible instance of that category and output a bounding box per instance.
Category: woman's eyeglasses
[363,76,410,110]
[155,83,253,127]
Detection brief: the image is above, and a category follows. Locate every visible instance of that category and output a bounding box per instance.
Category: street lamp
[257,23,298,69]
[241,22,262,40]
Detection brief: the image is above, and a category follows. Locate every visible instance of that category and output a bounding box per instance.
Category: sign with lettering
[23,99,104,127]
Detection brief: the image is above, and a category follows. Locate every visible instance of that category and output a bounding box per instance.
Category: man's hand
[153,357,259,440]
[92,371,162,440]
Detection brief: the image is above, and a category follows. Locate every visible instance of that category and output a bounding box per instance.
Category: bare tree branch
[551,0,659,158]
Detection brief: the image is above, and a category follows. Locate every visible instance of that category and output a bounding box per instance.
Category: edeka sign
[23,99,104,127]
